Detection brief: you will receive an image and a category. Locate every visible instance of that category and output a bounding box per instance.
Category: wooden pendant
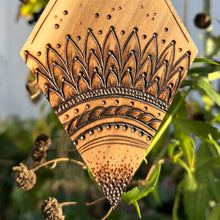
[20,0,197,208]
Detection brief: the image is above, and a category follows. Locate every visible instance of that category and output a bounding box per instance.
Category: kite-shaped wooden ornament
[21,0,197,208]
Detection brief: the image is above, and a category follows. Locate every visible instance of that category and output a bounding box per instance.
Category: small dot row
[73,124,152,146]
[36,28,182,57]
[63,98,162,121]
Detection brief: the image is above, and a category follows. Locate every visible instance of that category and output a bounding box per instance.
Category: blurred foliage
[18,0,49,24]
[2,0,219,219]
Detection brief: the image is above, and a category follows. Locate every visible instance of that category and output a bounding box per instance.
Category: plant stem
[85,197,106,206]
[32,158,86,172]
[60,201,78,207]
[145,159,165,182]
[203,0,211,57]
[172,180,184,220]
[60,197,106,207]
[144,90,191,158]
[101,207,113,220]
[208,134,220,158]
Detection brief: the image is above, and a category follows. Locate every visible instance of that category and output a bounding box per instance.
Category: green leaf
[183,170,210,220]
[202,94,215,114]
[181,79,193,88]
[203,135,220,158]
[173,119,195,170]
[145,91,190,157]
[175,119,220,140]
[132,201,141,219]
[188,66,219,76]
[195,77,220,107]
[122,163,161,217]
[210,112,220,125]
[208,70,220,81]
[206,171,220,203]
[209,206,220,220]
[168,139,192,176]
[215,112,220,122]
[194,58,219,66]
[168,139,180,159]
[196,158,220,171]
[211,36,220,58]
[20,0,48,17]
[172,181,184,220]
[174,157,192,177]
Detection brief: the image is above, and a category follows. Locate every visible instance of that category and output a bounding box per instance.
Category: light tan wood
[20,0,197,208]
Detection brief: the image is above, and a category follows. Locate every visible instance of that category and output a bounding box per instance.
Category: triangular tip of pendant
[95,166,133,208]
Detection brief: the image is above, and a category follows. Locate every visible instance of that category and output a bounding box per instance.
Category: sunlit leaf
[173,119,195,170]
[195,77,220,107]
[181,79,192,87]
[132,200,141,219]
[174,157,192,177]
[194,58,219,66]
[168,139,180,159]
[122,163,161,217]
[145,92,190,157]
[215,112,220,122]
[175,118,220,140]
[184,171,210,220]
[202,94,215,114]
[20,0,48,17]
[203,135,220,158]
[208,206,220,220]
[208,70,220,81]
[188,66,219,76]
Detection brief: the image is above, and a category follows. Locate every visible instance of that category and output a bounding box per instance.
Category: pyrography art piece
[21,0,197,208]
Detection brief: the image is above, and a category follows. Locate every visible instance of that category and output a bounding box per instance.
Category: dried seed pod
[35,134,52,151]
[14,163,36,190]
[32,134,51,163]
[41,197,65,220]
[194,12,211,29]
[32,149,48,163]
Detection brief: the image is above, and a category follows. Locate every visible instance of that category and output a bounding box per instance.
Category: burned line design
[63,104,161,137]
[24,26,191,109]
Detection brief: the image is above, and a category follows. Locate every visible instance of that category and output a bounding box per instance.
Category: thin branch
[32,158,86,172]
[101,207,113,220]
[145,159,165,182]
[85,197,106,206]
[60,201,78,207]
[203,0,211,58]
[129,159,165,187]
[143,157,148,165]
[60,196,106,207]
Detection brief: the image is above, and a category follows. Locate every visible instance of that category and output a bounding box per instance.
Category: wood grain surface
[20,0,197,208]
